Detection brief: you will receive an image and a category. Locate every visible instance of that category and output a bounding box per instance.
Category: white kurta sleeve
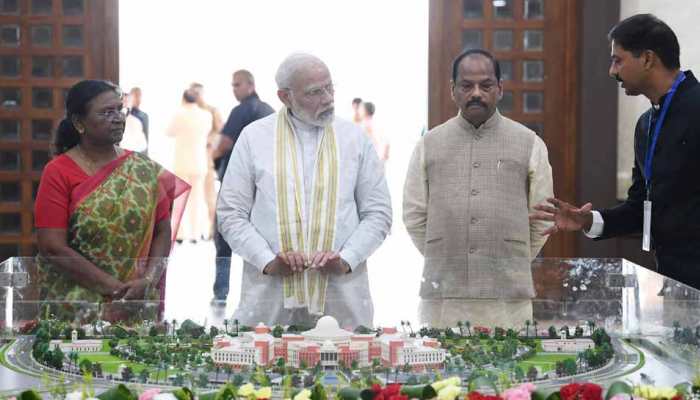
[216,129,276,272]
[338,134,392,270]
[528,135,554,259]
[402,138,428,255]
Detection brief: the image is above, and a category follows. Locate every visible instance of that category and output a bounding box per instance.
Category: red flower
[580,383,603,400]
[467,391,500,400]
[671,395,684,400]
[468,391,486,400]
[383,384,402,397]
[560,384,583,400]
[559,383,603,400]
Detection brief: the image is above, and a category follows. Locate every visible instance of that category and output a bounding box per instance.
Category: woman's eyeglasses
[95,107,130,120]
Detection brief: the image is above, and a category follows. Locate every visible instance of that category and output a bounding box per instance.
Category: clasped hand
[263,251,350,276]
[109,278,151,301]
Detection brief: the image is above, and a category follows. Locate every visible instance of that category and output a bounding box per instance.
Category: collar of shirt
[456,109,502,137]
[242,92,260,104]
[653,70,690,109]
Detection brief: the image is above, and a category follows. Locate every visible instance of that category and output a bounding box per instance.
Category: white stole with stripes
[274,107,339,315]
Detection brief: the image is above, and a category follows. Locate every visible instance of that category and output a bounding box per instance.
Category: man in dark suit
[532,14,700,289]
[210,70,274,305]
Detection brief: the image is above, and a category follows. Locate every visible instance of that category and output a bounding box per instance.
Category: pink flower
[502,387,532,400]
[139,388,162,400]
[520,383,536,393]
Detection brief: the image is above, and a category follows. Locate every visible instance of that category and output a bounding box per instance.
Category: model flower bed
[7,378,700,400]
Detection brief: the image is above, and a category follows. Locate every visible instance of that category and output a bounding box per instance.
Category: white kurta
[217,112,392,328]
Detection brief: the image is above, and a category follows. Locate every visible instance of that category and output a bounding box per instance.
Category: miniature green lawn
[517,353,577,373]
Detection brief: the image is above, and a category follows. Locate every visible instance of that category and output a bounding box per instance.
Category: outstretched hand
[530,197,594,235]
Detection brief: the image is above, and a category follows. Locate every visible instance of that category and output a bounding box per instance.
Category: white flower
[152,394,179,400]
[65,392,83,400]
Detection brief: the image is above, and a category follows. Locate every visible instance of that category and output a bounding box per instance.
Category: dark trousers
[212,215,233,300]
[655,246,700,290]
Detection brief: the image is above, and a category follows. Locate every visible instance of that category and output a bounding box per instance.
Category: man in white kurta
[217,54,392,328]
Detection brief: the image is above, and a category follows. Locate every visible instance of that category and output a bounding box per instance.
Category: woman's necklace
[77,144,119,175]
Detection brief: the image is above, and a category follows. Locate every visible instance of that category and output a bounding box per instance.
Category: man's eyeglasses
[304,83,335,99]
[95,107,130,120]
[284,83,335,101]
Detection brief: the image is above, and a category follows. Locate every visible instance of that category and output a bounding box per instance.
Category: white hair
[275,53,327,89]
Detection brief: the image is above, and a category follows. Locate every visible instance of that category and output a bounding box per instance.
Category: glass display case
[0,256,697,396]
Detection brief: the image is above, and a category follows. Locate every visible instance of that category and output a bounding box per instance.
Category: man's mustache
[319,107,334,117]
[613,74,623,83]
[466,99,487,108]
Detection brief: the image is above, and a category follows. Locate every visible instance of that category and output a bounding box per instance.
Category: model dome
[317,315,340,330]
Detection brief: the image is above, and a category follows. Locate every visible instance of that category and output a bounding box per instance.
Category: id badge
[642,200,652,252]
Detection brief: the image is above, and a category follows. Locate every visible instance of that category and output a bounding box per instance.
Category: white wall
[616,1,700,198]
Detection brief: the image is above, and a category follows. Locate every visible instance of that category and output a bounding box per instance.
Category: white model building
[211,316,446,371]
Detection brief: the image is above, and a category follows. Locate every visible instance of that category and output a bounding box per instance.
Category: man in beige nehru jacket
[403,49,553,328]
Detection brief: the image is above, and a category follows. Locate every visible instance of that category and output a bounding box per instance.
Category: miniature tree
[673,321,681,340]
[532,320,538,337]
[51,346,64,370]
[149,326,158,337]
[406,321,415,337]
[121,366,134,382]
[563,358,577,376]
[548,326,557,339]
[69,350,79,372]
[277,357,287,372]
[79,358,93,375]
[465,321,472,337]
[234,319,240,336]
[197,372,209,388]
[354,325,372,334]
[525,320,531,338]
[139,368,150,383]
[370,357,381,381]
[527,365,538,381]
[575,326,584,338]
[273,325,284,338]
[351,359,359,370]
[233,373,245,386]
[457,321,464,336]
[514,365,524,381]
[587,320,595,336]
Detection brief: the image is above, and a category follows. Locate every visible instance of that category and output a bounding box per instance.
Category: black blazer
[598,70,700,253]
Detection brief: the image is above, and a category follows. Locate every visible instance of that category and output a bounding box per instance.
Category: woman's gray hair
[275,53,326,89]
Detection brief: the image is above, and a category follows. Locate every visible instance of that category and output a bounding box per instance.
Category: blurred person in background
[351,97,362,124]
[119,92,148,153]
[189,82,224,238]
[129,87,149,147]
[359,101,389,162]
[210,69,274,306]
[166,89,213,243]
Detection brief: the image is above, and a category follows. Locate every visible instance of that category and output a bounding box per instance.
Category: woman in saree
[34,80,189,319]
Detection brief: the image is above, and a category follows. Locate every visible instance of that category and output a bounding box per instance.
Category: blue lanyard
[644,72,686,197]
